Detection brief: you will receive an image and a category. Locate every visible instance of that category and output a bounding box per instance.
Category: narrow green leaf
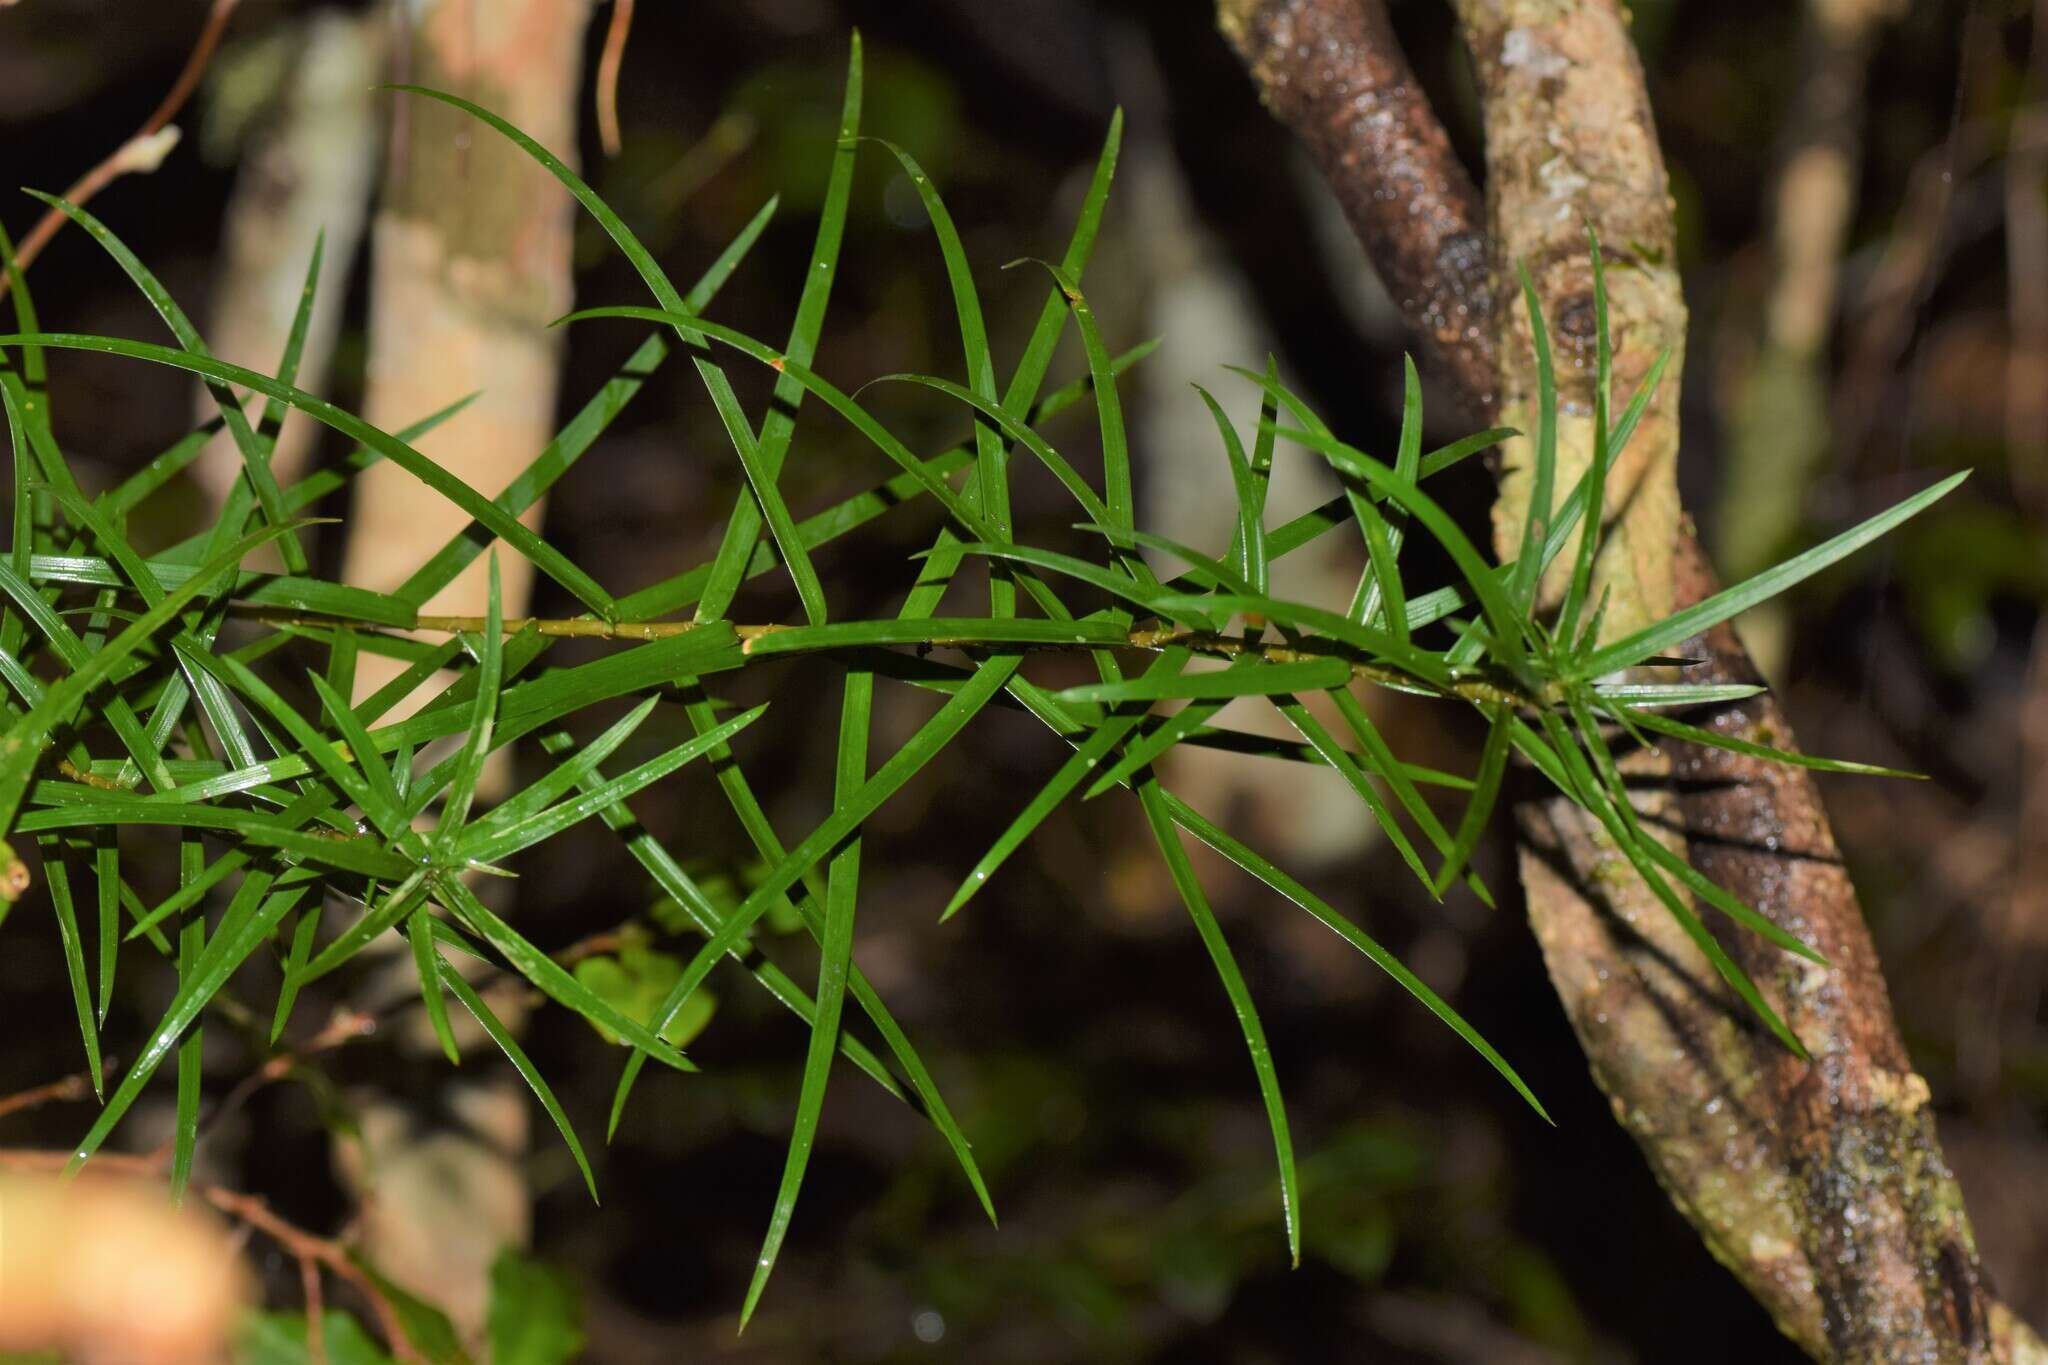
[456,705,763,864]
[700,364,827,625]
[0,333,617,619]
[1591,681,1767,707]
[1165,791,1549,1121]
[128,847,243,943]
[1137,780,1298,1266]
[1523,711,1809,1058]
[867,371,1117,533]
[293,872,429,990]
[1077,524,1250,597]
[270,900,322,1044]
[70,875,305,1171]
[437,955,596,1203]
[743,670,871,1326]
[945,648,1192,919]
[1577,471,1970,679]
[438,555,504,842]
[398,195,776,609]
[94,837,118,1023]
[307,671,406,831]
[692,37,861,622]
[1084,690,1231,800]
[1257,427,1531,678]
[1240,358,1281,593]
[1194,385,1265,593]
[478,696,660,837]
[41,846,104,1097]
[872,138,1013,618]
[1616,704,1924,778]
[436,875,694,1074]
[1434,705,1511,897]
[1272,698,1437,895]
[253,232,325,448]
[411,909,462,1067]
[1566,693,1824,966]
[927,541,1192,625]
[271,391,481,520]
[1508,265,1558,614]
[557,307,993,541]
[28,191,307,574]
[1354,356,1424,636]
[1327,688,1489,906]
[171,914,204,1202]
[1056,657,1351,704]
[1024,262,1133,535]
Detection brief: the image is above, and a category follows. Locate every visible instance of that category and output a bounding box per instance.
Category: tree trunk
[1218,0,2048,1359]
[343,0,591,679]
[333,0,592,1345]
[196,10,382,508]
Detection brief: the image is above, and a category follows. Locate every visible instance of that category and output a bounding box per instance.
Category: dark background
[1,1,2040,1361]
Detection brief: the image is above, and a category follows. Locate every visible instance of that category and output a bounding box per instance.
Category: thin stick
[0,1069,96,1121]
[0,0,240,300]
[595,0,636,157]
[300,1252,328,1365]
[205,1006,376,1139]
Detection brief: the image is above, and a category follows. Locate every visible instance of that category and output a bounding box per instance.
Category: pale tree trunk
[344,0,591,695]
[1712,0,1899,678]
[196,10,382,508]
[332,1,592,1346]
[1219,0,2048,1359]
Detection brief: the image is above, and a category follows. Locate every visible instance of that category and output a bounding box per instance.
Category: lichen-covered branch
[1453,0,1686,627]
[1219,1,2047,1359]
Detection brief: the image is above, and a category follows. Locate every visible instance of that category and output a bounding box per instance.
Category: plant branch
[1219,0,2045,1359]
[1217,0,1497,419]
[0,1068,96,1122]
[595,0,636,157]
[0,0,239,301]
[237,607,1544,707]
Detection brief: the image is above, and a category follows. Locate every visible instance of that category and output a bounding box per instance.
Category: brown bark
[1220,1,2047,1359]
[1217,0,1497,417]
